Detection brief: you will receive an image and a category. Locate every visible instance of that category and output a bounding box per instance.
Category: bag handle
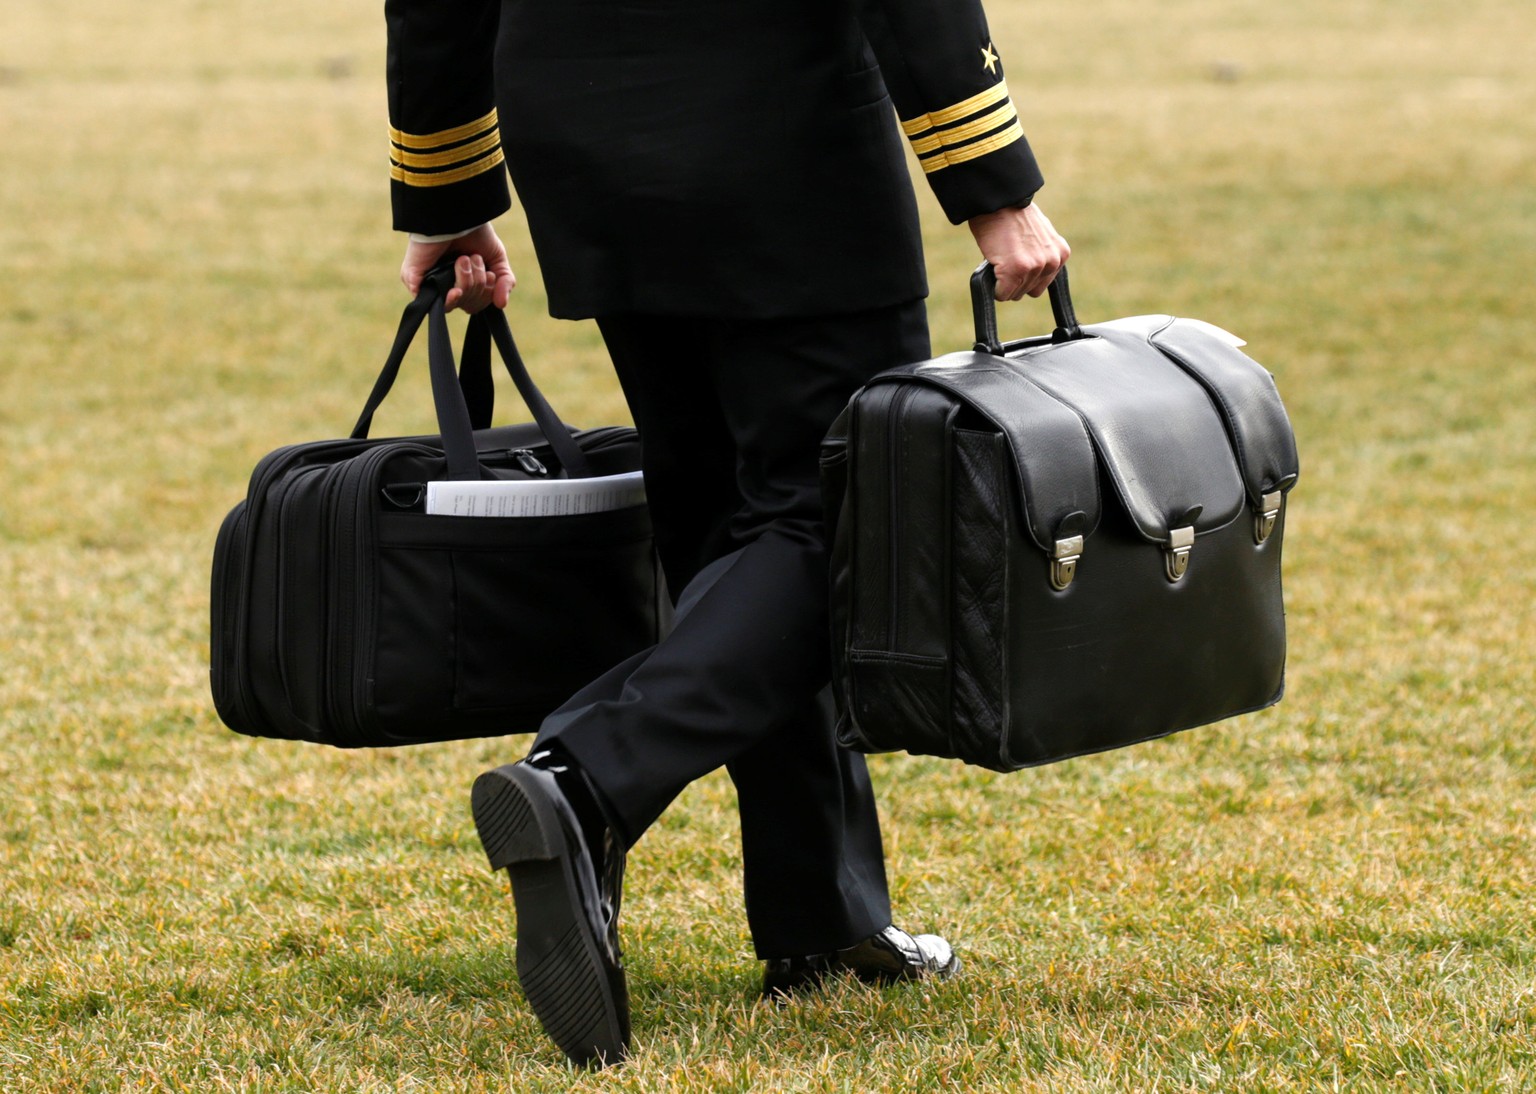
[348,258,592,480]
[349,262,452,441]
[970,261,1082,355]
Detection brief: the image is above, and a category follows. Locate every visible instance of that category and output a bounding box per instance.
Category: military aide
[383,0,1068,1069]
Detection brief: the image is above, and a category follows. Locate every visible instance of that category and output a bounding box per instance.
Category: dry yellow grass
[2,0,1534,1089]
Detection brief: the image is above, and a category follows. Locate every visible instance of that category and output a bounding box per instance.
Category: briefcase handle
[348,259,592,481]
[970,262,1083,356]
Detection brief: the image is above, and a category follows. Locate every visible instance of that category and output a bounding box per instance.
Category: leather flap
[871,352,1101,553]
[861,313,1298,551]
[1148,319,1300,505]
[1008,327,1247,541]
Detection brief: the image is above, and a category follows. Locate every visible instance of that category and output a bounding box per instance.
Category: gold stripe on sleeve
[918,120,1024,174]
[901,113,935,138]
[909,131,944,156]
[388,107,499,151]
[390,147,506,188]
[900,81,1010,139]
[908,100,1018,156]
[389,129,503,170]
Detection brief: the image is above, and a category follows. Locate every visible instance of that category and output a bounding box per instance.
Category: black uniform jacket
[386,0,1045,319]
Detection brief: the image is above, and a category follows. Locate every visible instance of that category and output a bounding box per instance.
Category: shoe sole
[471,764,629,1068]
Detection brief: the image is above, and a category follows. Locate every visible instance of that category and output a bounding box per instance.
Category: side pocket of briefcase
[820,427,856,732]
[948,428,1013,771]
[839,385,957,760]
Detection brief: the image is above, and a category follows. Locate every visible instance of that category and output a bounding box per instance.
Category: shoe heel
[471,765,562,871]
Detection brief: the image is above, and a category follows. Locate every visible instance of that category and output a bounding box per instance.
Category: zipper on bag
[228,438,373,737]
[510,448,548,476]
[342,443,427,743]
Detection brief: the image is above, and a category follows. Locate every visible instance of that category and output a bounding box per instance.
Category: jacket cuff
[899,80,1046,224]
[409,224,486,244]
[389,108,512,235]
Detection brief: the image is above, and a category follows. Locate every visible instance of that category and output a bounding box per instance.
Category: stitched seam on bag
[848,650,947,667]
[382,537,653,552]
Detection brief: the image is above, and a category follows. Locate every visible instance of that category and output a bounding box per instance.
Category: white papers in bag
[425,471,646,518]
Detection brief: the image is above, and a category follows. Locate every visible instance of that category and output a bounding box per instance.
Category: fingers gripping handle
[350,257,462,440]
[970,262,1081,355]
[349,256,593,481]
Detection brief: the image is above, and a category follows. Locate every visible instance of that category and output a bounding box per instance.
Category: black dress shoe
[471,753,629,1067]
[762,925,960,999]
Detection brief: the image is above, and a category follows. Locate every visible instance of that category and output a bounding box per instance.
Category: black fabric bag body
[822,266,1300,772]
[211,266,668,747]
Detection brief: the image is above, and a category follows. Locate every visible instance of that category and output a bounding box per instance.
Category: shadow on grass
[286,941,959,1070]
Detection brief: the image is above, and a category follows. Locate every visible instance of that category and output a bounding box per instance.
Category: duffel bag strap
[461,308,593,479]
[349,261,455,441]
[458,315,496,431]
[347,262,477,479]
[422,288,483,480]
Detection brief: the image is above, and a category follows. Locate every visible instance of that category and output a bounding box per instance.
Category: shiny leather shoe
[471,752,628,1067]
[762,925,961,999]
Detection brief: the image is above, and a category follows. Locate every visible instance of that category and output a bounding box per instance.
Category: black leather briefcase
[210,264,668,747]
[822,265,1299,771]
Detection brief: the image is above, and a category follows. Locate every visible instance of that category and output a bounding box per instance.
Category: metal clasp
[1254,491,1283,544]
[1051,535,1084,591]
[1164,526,1195,582]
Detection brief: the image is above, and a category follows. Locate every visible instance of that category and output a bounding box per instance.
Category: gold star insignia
[980,42,999,75]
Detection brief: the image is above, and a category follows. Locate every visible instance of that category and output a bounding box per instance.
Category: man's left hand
[967,203,1070,301]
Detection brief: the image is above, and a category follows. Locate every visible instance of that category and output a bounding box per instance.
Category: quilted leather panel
[948,429,1011,769]
[1149,319,1300,505]
[845,652,950,756]
[1009,330,1246,541]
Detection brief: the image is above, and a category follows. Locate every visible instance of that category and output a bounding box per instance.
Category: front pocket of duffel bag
[370,507,659,741]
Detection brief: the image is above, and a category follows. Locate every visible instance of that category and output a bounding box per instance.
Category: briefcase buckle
[1163,526,1195,582]
[1254,491,1283,544]
[1050,535,1084,591]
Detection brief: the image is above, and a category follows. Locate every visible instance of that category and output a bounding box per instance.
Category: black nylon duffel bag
[210,264,668,747]
[822,265,1299,772]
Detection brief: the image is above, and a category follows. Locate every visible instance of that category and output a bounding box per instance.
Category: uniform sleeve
[856,0,1046,224]
[385,0,512,235]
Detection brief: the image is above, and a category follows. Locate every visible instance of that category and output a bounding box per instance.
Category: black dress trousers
[535,300,931,959]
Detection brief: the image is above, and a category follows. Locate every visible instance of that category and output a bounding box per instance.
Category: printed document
[425,471,646,518]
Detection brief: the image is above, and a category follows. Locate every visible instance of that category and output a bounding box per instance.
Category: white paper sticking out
[425,471,646,518]
[1175,318,1248,348]
[1090,315,1248,348]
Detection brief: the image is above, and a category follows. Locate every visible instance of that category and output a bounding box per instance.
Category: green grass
[3,0,1534,1089]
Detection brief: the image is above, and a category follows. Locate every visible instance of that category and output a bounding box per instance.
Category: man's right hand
[400,223,516,313]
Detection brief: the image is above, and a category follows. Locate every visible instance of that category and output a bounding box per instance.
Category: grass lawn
[2,0,1533,1089]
